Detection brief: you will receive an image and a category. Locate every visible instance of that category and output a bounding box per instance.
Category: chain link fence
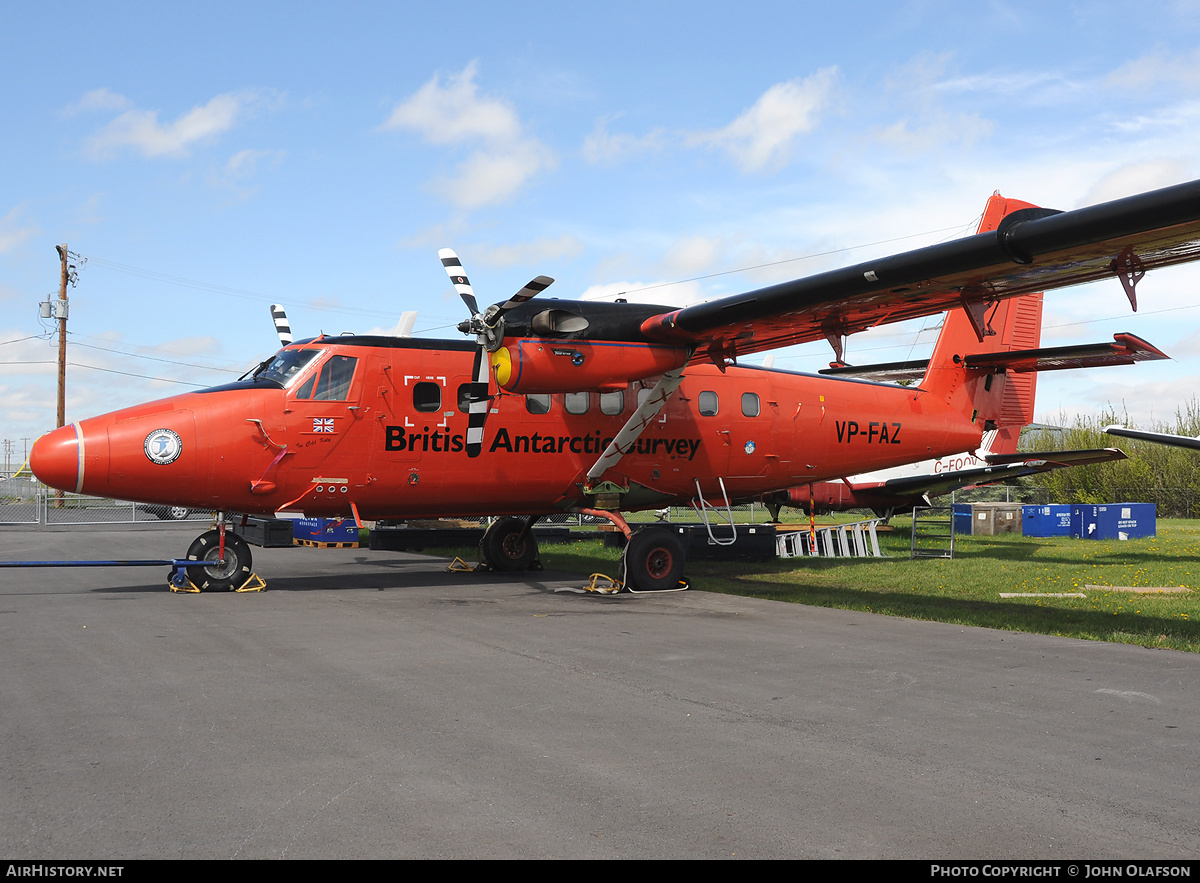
[0,471,214,525]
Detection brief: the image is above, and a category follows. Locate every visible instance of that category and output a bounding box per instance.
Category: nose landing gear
[176,525,257,592]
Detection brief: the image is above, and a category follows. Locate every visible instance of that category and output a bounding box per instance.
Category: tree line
[1017,400,1200,518]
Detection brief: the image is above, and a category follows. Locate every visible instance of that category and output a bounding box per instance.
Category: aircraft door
[281,353,364,477]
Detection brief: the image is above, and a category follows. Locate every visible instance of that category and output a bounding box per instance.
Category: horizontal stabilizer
[857,448,1126,499]
[1105,426,1200,451]
[820,333,1167,381]
[963,333,1168,373]
[982,447,1127,467]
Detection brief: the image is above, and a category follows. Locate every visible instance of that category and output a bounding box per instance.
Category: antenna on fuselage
[395,310,417,337]
[270,304,293,346]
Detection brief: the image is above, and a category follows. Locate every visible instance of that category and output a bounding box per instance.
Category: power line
[581,223,971,300]
[87,256,407,322]
[68,340,239,373]
[0,359,209,387]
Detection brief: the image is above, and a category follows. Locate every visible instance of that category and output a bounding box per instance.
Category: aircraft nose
[30,424,82,493]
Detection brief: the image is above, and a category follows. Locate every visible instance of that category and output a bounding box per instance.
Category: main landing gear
[478,516,543,572]
[620,526,687,592]
[474,516,687,591]
[571,509,690,592]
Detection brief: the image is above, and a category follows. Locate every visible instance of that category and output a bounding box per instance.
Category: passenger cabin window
[293,354,358,401]
[600,391,624,416]
[565,392,589,415]
[526,394,551,415]
[741,392,760,417]
[698,391,718,417]
[413,381,441,412]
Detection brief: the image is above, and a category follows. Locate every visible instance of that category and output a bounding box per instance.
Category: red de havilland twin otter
[29,180,1200,590]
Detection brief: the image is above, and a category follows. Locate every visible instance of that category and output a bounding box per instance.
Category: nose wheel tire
[185,529,253,591]
[479,517,539,571]
[621,527,686,591]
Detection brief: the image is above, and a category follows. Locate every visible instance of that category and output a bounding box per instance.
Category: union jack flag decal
[313,418,335,433]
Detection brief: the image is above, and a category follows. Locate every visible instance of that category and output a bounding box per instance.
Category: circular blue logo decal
[144,428,183,465]
[744,440,756,455]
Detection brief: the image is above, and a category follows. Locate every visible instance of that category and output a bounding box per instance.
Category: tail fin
[920,193,1044,432]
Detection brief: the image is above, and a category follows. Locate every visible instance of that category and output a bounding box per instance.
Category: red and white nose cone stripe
[29,423,84,494]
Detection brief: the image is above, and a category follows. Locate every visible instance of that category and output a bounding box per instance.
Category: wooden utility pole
[55,244,68,429]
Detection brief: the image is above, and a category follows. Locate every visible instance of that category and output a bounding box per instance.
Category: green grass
[427,517,1200,652]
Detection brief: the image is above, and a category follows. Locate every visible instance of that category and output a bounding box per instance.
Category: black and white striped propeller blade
[438,248,479,316]
[464,347,490,458]
[270,304,292,346]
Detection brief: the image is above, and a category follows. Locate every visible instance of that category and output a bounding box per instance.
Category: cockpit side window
[312,355,358,401]
[293,354,359,401]
[260,348,319,388]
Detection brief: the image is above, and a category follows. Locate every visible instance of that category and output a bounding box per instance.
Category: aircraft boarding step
[776,518,886,559]
[910,506,955,559]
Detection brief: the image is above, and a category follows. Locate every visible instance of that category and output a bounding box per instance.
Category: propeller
[438,248,553,457]
[270,304,293,346]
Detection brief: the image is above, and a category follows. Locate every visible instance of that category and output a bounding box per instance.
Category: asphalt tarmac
[2,524,1198,859]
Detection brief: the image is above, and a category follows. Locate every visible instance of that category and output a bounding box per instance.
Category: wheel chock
[168,568,201,593]
[234,573,267,593]
[584,573,623,594]
[446,557,477,573]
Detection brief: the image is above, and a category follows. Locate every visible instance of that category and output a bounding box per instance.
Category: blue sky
[4,1,1200,463]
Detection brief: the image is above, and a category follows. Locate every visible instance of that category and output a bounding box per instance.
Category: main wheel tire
[622,527,686,591]
[185,529,253,591]
[479,517,538,571]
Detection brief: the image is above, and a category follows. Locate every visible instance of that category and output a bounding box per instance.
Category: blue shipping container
[1022,504,1073,537]
[1070,503,1156,540]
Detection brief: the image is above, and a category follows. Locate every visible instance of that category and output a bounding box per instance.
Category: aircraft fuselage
[32,335,983,519]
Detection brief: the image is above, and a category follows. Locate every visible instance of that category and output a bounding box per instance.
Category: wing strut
[586,368,686,485]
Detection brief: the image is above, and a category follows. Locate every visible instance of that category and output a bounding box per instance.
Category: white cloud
[436,141,555,209]
[64,87,131,116]
[83,91,256,159]
[1106,47,1200,92]
[381,60,521,144]
[466,235,584,268]
[398,218,473,250]
[209,148,286,194]
[691,68,837,173]
[0,206,39,255]
[383,62,553,209]
[875,112,996,152]
[578,279,705,308]
[582,119,665,165]
[657,235,725,277]
[1080,160,1190,206]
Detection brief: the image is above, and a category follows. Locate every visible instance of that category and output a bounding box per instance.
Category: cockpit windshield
[257,348,319,388]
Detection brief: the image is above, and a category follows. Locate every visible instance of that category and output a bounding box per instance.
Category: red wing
[638,179,1200,361]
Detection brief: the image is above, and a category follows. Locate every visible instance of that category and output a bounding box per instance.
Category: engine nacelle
[490,339,690,394]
